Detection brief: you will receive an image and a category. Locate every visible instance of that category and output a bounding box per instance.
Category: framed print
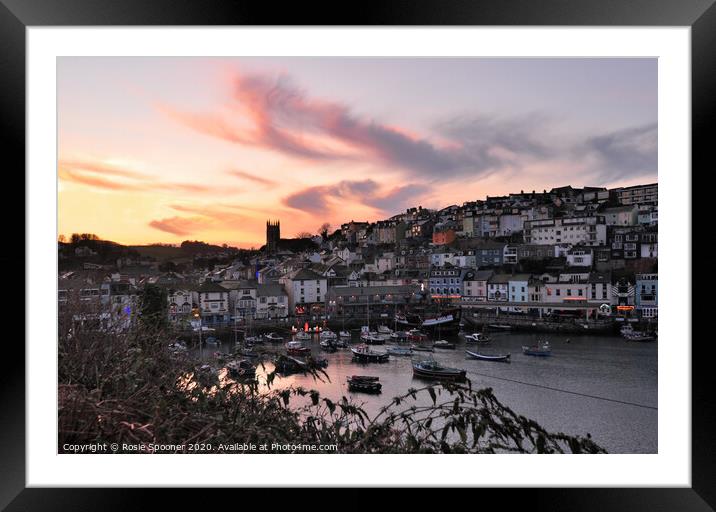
[3,0,712,508]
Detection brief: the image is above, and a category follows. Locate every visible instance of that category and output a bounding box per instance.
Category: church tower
[266,220,280,253]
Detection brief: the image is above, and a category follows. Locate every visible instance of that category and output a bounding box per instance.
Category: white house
[524,216,607,246]
[280,268,328,315]
[256,284,289,319]
[196,281,230,325]
[601,205,639,226]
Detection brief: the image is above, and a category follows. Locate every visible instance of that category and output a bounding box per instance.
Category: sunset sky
[58,57,657,248]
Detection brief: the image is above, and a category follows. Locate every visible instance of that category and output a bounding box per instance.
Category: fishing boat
[360,331,386,344]
[274,354,309,374]
[386,346,413,356]
[412,360,466,381]
[620,324,656,342]
[226,359,256,379]
[264,332,284,342]
[319,329,338,340]
[410,344,434,352]
[407,329,428,342]
[304,355,328,368]
[377,325,393,334]
[433,340,455,350]
[339,330,352,338]
[390,331,409,342]
[464,332,490,343]
[465,350,511,362]
[395,307,462,333]
[286,340,311,355]
[244,335,264,345]
[522,340,551,357]
[347,375,382,394]
[351,344,390,363]
[294,331,311,341]
[319,340,337,352]
[235,347,260,359]
[332,338,349,348]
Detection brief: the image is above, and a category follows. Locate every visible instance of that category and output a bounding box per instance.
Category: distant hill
[127,245,189,262]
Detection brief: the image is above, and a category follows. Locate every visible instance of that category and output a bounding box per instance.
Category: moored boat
[377,325,393,334]
[351,344,390,363]
[319,340,337,352]
[522,340,551,357]
[466,350,511,362]
[347,375,382,394]
[407,329,428,342]
[464,332,490,343]
[386,346,413,356]
[294,331,311,341]
[274,354,309,374]
[360,332,386,344]
[620,324,655,342]
[410,344,434,352]
[433,340,455,350]
[286,340,311,355]
[339,330,352,338]
[264,332,284,342]
[319,329,337,340]
[487,324,512,331]
[226,359,256,378]
[390,331,409,342]
[412,360,466,381]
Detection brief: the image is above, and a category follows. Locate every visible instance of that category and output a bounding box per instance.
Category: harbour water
[192,331,657,453]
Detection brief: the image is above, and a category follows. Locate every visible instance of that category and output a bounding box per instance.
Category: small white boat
[465,332,490,343]
[339,330,352,338]
[360,332,386,344]
[264,332,284,342]
[377,325,393,334]
[286,340,310,355]
[320,329,338,340]
[294,331,311,341]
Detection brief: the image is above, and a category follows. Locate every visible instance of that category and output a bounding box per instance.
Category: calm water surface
[192,331,657,453]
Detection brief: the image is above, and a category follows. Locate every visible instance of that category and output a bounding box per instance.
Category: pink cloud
[148,216,212,236]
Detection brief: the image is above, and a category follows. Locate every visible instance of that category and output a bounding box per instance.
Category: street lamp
[192,307,202,353]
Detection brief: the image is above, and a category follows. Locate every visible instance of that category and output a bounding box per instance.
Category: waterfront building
[280,268,328,316]
[462,269,494,302]
[635,273,658,319]
[167,288,196,325]
[507,274,531,310]
[256,284,289,319]
[487,274,511,301]
[429,267,475,303]
[197,281,230,326]
[326,284,419,318]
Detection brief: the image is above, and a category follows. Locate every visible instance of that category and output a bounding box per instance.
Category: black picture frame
[2,0,711,508]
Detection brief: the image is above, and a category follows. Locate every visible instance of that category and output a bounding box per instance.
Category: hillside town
[58,182,658,336]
